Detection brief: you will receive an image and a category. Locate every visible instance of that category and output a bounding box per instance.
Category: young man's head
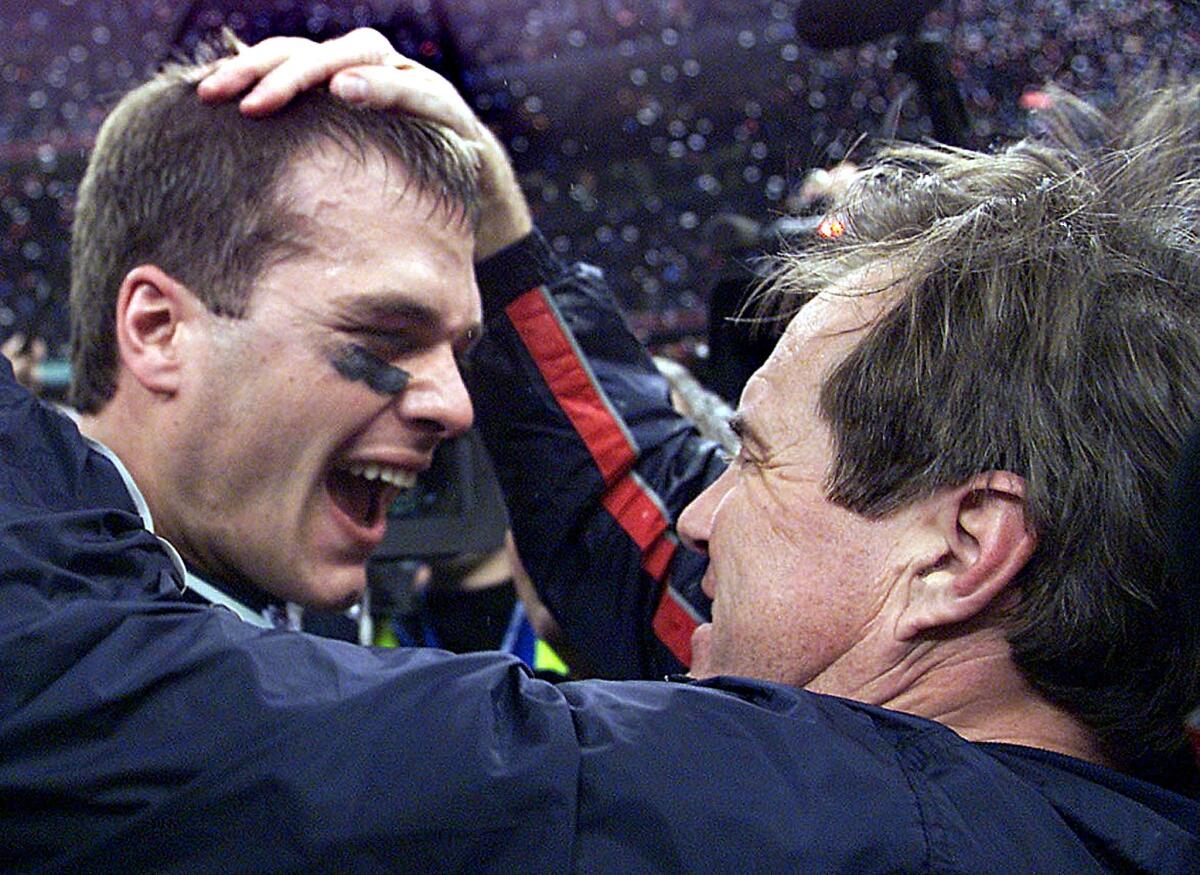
[70,56,483,608]
[679,81,1200,788]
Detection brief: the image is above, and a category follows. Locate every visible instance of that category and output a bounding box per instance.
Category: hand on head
[196,27,532,260]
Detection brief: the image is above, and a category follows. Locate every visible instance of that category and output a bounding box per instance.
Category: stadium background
[1,0,1197,368]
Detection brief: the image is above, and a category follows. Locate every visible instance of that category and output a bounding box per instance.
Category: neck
[77,407,151,494]
[847,627,1111,768]
[76,409,118,454]
[79,406,275,613]
[78,402,171,541]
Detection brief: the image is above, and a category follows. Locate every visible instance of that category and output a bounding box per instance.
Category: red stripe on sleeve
[506,289,631,484]
[600,476,666,551]
[508,288,695,664]
[652,587,697,666]
[643,537,676,582]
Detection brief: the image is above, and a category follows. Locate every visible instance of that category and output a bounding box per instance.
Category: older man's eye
[718,444,751,469]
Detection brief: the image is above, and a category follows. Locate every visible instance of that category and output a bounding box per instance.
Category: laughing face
[157,148,480,608]
[677,276,925,698]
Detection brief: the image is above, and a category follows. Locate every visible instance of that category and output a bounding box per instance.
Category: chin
[322,590,365,612]
[289,564,367,611]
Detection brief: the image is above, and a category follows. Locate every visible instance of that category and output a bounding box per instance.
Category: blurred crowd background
[2,0,1198,370]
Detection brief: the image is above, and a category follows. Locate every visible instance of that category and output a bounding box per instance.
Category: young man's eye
[329,343,411,397]
[353,332,413,361]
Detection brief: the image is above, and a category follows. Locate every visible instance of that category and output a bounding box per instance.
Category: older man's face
[158,149,480,608]
[678,279,923,698]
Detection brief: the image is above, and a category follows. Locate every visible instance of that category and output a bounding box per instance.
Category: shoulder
[563,678,1196,873]
[850,700,1200,873]
[562,678,930,871]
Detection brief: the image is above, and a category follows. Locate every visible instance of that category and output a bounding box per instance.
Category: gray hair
[764,79,1200,789]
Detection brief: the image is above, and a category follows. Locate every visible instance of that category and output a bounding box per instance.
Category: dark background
[2,0,1197,365]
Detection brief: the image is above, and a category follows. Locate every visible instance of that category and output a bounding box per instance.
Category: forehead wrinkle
[775,267,907,398]
[265,156,477,304]
[741,300,871,477]
[285,142,470,233]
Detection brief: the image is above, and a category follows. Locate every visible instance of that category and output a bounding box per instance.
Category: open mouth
[326,462,416,533]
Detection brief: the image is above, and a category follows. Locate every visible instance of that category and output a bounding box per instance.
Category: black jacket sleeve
[470,231,726,679]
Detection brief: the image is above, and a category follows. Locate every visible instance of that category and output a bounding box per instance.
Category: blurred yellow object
[534,640,569,677]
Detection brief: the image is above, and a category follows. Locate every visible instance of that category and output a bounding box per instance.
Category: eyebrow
[330,290,484,351]
[727,413,763,449]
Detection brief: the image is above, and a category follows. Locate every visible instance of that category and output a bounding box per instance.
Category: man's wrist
[472,127,534,262]
[475,228,565,316]
[474,204,533,263]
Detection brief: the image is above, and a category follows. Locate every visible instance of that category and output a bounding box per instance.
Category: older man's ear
[114,265,205,398]
[895,472,1036,641]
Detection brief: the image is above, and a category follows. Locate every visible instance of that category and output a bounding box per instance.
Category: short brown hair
[767,81,1200,788]
[69,54,479,413]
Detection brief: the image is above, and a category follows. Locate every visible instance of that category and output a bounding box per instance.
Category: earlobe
[115,265,199,397]
[896,472,1036,641]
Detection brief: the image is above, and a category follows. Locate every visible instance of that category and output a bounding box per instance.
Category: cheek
[723,484,848,610]
[730,476,810,568]
[713,486,798,617]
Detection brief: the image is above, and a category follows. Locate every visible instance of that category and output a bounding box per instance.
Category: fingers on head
[197,36,306,98]
[200,29,396,107]
[239,31,405,112]
[340,27,398,62]
[327,65,472,134]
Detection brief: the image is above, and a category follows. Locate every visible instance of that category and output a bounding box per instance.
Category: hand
[1,333,47,394]
[197,28,532,261]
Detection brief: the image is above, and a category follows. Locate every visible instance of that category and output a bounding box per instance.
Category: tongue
[328,469,378,528]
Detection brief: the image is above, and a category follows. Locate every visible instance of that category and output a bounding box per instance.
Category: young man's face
[160,148,480,608]
[678,277,926,698]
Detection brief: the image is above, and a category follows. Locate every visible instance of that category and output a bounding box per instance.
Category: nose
[676,465,734,557]
[395,345,474,438]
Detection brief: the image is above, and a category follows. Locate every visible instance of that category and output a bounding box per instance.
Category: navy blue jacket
[2,323,1197,870]
[472,232,724,679]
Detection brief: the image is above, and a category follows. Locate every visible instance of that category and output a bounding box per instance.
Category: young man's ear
[114,265,203,397]
[896,472,1036,641]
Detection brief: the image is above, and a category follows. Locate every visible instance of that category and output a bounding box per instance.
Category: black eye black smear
[330,343,410,397]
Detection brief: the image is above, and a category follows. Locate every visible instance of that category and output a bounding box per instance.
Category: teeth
[345,463,417,489]
[383,469,416,489]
